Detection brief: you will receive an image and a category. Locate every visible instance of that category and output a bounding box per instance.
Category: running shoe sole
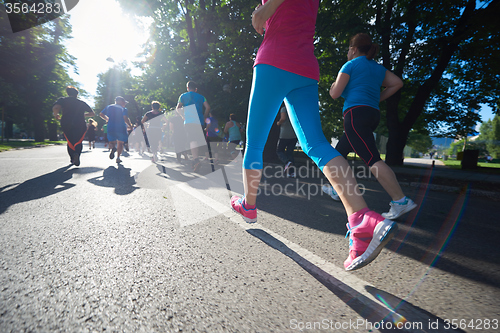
[231,206,257,223]
[382,201,417,220]
[109,148,116,159]
[345,219,398,271]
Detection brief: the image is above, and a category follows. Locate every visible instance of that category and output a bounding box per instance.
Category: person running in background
[52,86,95,166]
[87,119,97,150]
[129,118,144,156]
[142,101,164,163]
[99,96,133,164]
[169,113,189,163]
[276,104,297,178]
[205,110,222,164]
[176,81,211,171]
[224,113,244,157]
[328,33,417,220]
[102,123,108,149]
[230,0,398,271]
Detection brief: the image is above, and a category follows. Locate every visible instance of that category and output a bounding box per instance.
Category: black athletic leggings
[335,105,381,167]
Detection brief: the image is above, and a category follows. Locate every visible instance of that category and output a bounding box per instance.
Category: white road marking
[173,180,456,332]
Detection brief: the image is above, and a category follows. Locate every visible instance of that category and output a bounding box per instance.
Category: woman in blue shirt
[328,33,416,220]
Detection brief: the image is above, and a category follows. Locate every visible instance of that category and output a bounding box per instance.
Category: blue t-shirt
[101,104,128,134]
[178,91,206,125]
[339,56,387,112]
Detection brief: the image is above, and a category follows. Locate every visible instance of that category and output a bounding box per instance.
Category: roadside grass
[0,140,66,152]
[440,158,500,172]
[345,152,500,172]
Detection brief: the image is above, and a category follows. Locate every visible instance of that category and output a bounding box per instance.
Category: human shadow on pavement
[150,153,235,191]
[87,164,138,195]
[246,228,462,332]
[364,286,466,333]
[0,165,101,215]
[154,162,195,183]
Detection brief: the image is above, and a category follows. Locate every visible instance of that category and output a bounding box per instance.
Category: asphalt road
[0,144,499,332]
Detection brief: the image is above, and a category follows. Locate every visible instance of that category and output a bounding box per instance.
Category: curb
[274,160,500,201]
[357,176,500,201]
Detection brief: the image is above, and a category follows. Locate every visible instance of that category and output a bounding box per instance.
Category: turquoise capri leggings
[244,64,341,171]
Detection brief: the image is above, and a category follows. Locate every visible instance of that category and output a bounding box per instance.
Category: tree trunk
[33,107,46,142]
[6,119,14,140]
[382,0,479,165]
[48,121,58,141]
[385,128,407,165]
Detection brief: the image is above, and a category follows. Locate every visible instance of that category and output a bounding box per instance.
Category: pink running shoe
[344,210,398,271]
[231,196,257,223]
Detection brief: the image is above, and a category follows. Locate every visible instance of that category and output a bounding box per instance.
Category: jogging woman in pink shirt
[230,0,398,271]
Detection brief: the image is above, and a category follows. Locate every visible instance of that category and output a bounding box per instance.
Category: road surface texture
[0,144,498,332]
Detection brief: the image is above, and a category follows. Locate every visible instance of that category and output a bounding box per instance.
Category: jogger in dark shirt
[53,86,95,166]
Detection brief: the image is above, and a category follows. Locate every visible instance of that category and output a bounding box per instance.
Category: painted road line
[173,181,458,332]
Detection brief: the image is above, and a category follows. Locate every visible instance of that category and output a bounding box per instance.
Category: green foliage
[93,64,141,129]
[315,0,499,165]
[447,139,487,157]
[477,115,500,158]
[0,7,78,141]
[406,129,433,153]
[113,0,259,127]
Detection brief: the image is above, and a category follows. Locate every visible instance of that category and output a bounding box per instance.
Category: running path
[0,144,498,332]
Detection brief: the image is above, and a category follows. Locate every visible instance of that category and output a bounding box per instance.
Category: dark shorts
[335,105,381,167]
[206,136,222,143]
[206,136,221,154]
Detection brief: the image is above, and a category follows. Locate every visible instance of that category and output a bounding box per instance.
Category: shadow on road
[250,171,500,289]
[87,164,138,195]
[246,228,462,332]
[0,165,102,215]
[364,286,465,332]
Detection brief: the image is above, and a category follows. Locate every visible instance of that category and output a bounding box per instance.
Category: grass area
[439,158,500,176]
[346,152,500,172]
[0,140,66,152]
[441,158,500,170]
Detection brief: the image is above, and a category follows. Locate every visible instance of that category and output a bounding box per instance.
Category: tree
[316,0,499,165]
[0,1,78,141]
[116,0,260,124]
[94,64,140,127]
[406,129,433,154]
[447,139,487,157]
[477,115,500,158]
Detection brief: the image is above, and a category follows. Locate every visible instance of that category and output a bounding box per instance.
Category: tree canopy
[1,0,498,162]
[316,0,499,165]
[477,114,500,158]
[110,0,499,165]
[0,0,78,141]
[115,0,260,125]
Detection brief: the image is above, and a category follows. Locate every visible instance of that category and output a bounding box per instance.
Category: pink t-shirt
[254,0,320,81]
